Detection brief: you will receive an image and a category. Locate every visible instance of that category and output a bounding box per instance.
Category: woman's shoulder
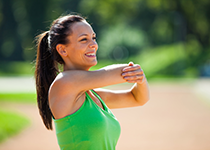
[49,72,86,120]
[49,71,85,98]
[52,71,77,87]
[48,71,84,105]
[49,72,65,92]
[54,70,89,84]
[49,72,72,93]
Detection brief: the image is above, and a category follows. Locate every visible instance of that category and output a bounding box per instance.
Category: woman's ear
[56,44,67,57]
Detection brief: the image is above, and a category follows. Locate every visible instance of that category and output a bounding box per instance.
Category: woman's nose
[89,40,98,50]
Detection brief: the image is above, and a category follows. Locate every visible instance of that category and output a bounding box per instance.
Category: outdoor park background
[0,0,210,150]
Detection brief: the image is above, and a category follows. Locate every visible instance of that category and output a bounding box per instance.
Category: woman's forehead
[71,21,95,37]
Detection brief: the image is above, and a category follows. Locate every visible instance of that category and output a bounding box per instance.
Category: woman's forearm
[131,79,150,106]
[121,62,150,106]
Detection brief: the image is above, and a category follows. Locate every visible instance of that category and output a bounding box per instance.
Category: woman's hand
[121,62,146,84]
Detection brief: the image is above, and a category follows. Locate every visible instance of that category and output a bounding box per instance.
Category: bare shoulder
[50,71,85,91]
[51,71,77,88]
[48,72,85,119]
[49,72,84,102]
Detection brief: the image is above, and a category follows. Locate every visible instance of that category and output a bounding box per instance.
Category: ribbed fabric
[53,90,121,150]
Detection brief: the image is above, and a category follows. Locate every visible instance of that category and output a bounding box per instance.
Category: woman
[35,14,149,150]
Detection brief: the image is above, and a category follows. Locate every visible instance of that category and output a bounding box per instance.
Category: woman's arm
[50,64,129,98]
[49,62,149,119]
[49,64,131,119]
[95,62,150,109]
[124,62,150,106]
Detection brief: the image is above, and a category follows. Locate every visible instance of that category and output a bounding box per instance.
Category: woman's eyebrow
[78,33,96,37]
[78,33,88,37]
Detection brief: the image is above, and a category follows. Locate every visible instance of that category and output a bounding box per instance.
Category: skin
[49,21,150,120]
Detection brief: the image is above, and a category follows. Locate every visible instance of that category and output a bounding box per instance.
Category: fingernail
[122,73,128,76]
[122,68,126,72]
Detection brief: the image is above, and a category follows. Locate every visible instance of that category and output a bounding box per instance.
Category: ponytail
[35,31,58,130]
[35,15,86,130]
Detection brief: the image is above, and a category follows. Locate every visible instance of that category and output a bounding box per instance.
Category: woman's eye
[93,37,97,40]
[80,38,87,41]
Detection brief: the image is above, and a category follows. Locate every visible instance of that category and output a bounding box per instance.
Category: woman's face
[63,21,98,70]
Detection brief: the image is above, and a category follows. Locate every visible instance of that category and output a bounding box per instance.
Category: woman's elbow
[137,95,150,106]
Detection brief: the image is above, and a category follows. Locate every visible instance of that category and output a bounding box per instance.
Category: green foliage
[0,61,34,76]
[98,24,149,60]
[92,41,202,78]
[137,44,187,77]
[0,93,36,103]
[131,42,201,78]
[0,0,209,77]
[79,0,140,25]
[0,110,30,143]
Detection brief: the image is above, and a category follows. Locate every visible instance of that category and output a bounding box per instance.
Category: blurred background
[0,0,210,150]
[0,0,210,77]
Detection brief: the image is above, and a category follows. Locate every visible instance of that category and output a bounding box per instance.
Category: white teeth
[86,53,95,56]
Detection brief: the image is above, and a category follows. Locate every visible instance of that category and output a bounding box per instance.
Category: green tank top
[53,90,121,150]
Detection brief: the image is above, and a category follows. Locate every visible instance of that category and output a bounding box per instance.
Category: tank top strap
[90,89,109,112]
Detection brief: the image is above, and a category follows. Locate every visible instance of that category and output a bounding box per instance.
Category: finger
[122,65,141,72]
[126,80,136,83]
[128,62,134,66]
[126,79,144,83]
[123,74,144,80]
[123,65,140,71]
[121,69,144,77]
[125,75,146,83]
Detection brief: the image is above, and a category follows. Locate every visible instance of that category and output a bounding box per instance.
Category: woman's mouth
[85,52,96,57]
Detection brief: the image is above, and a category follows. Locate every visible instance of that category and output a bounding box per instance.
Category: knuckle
[136,65,141,69]
[137,79,141,82]
[137,74,143,78]
[128,71,135,76]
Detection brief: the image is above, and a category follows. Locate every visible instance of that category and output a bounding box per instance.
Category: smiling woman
[35,14,150,150]
[58,21,98,70]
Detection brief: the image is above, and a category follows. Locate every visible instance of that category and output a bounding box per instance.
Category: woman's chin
[91,59,97,65]
[87,61,97,70]
[93,60,98,66]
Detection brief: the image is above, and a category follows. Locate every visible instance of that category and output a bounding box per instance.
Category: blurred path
[0,76,36,93]
[0,77,210,150]
[114,79,210,150]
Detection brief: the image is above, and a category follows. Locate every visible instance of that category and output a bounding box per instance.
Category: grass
[0,92,35,144]
[0,93,36,103]
[130,43,187,77]
[0,109,30,143]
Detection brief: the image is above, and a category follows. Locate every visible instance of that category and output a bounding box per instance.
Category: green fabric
[53,90,121,150]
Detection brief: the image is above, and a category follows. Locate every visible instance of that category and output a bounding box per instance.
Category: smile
[85,53,96,57]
